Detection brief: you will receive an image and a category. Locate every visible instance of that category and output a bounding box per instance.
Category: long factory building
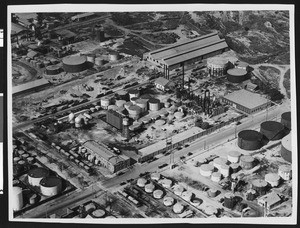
[12,78,51,96]
[82,140,130,173]
[143,32,229,79]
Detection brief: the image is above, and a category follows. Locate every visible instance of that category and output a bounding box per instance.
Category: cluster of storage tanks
[13,149,36,175]
[67,111,95,128]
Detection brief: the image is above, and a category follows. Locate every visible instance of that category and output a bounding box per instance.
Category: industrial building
[62,55,88,73]
[82,140,131,173]
[143,32,229,79]
[257,192,282,210]
[106,109,127,130]
[154,77,173,91]
[12,78,51,96]
[221,89,271,114]
[55,29,76,44]
[71,12,95,22]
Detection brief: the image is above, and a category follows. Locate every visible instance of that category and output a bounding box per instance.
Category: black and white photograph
[7,4,297,224]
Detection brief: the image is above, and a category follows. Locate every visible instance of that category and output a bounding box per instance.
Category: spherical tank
[163,196,175,206]
[153,189,164,199]
[251,179,268,195]
[278,164,292,181]
[281,112,291,130]
[260,121,285,141]
[12,186,23,211]
[199,164,214,177]
[211,172,222,182]
[280,133,291,163]
[45,65,61,75]
[238,130,263,150]
[224,192,235,209]
[40,176,62,196]
[227,151,241,163]
[100,97,110,109]
[240,155,254,170]
[62,55,87,73]
[227,68,248,83]
[148,98,160,111]
[265,173,280,187]
[28,167,49,187]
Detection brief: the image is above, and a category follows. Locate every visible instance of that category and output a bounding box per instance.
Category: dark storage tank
[260,121,285,140]
[62,55,87,73]
[281,112,291,130]
[238,130,263,150]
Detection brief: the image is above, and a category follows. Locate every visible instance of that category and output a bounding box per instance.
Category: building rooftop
[27,50,38,59]
[82,140,129,165]
[11,22,28,35]
[71,12,95,21]
[155,77,170,87]
[223,89,270,110]
[258,192,282,207]
[139,127,202,157]
[55,29,76,39]
[12,78,50,95]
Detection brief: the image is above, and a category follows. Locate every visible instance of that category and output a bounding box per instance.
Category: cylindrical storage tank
[161,179,172,188]
[74,116,83,128]
[92,209,106,218]
[153,189,164,199]
[208,188,218,198]
[29,194,38,205]
[144,183,155,193]
[181,191,193,202]
[246,189,257,201]
[100,97,110,109]
[260,121,285,141]
[95,57,105,66]
[207,57,228,76]
[40,176,63,196]
[227,151,241,163]
[62,55,87,73]
[45,65,61,75]
[128,89,140,99]
[163,196,174,206]
[109,51,120,61]
[174,111,184,120]
[173,184,185,196]
[127,105,141,120]
[136,99,148,112]
[68,113,75,123]
[155,119,165,128]
[281,133,291,163]
[115,100,127,108]
[220,164,230,177]
[230,163,240,174]
[28,167,50,187]
[211,172,222,182]
[117,90,129,101]
[86,54,95,63]
[12,186,23,211]
[191,199,202,207]
[199,164,214,177]
[204,205,218,216]
[27,156,36,164]
[137,178,147,188]
[281,112,291,130]
[213,157,227,170]
[227,68,248,83]
[224,192,235,209]
[173,203,184,214]
[240,155,255,170]
[238,130,263,150]
[124,101,133,110]
[150,173,161,181]
[251,179,268,195]
[278,164,292,181]
[265,173,281,187]
[148,98,160,111]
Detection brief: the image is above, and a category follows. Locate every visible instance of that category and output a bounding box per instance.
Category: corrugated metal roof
[12,78,50,95]
[139,127,202,157]
[223,89,270,110]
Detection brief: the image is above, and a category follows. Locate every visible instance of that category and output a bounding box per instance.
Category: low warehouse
[12,78,51,96]
[221,89,271,114]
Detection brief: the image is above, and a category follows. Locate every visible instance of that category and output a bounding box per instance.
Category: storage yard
[11,10,293,219]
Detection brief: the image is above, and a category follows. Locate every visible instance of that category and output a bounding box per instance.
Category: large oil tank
[251,179,268,195]
[173,184,185,196]
[238,130,263,150]
[148,98,160,111]
[144,183,155,193]
[28,167,49,187]
[173,202,184,214]
[136,99,148,112]
[150,173,161,181]
[213,157,227,170]
[163,196,174,206]
[280,133,291,163]
[181,191,193,202]
[207,57,228,76]
[62,55,87,73]
[153,189,164,199]
[240,155,254,170]
[224,192,235,209]
[281,112,291,130]
[161,179,172,188]
[211,172,222,182]
[227,68,248,83]
[137,178,147,187]
[260,121,285,141]
[45,65,62,75]
[227,151,241,163]
[40,176,63,196]
[12,186,23,211]
[199,164,214,177]
[127,105,142,120]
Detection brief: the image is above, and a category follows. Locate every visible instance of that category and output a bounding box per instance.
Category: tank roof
[200,164,214,171]
[281,112,291,121]
[148,98,160,104]
[252,179,268,187]
[261,121,284,131]
[28,167,49,178]
[62,55,86,65]
[265,173,280,182]
[238,130,263,141]
[227,68,247,76]
[228,151,241,157]
[240,155,254,163]
[40,176,62,187]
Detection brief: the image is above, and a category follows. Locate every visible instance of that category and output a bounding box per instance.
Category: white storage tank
[278,164,292,181]
[12,186,23,211]
[28,167,50,187]
[127,105,142,120]
[173,184,185,196]
[181,191,193,202]
[135,99,148,112]
[115,100,127,108]
[128,89,140,99]
[174,111,185,120]
[137,178,147,187]
[211,172,222,182]
[153,189,164,199]
[220,164,230,177]
[213,157,227,170]
[227,151,241,163]
[144,183,155,193]
[173,202,184,214]
[265,173,281,187]
[148,98,160,111]
[163,196,174,206]
[199,164,214,177]
[40,176,63,196]
[100,97,110,109]
[150,173,161,181]
[161,179,172,188]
